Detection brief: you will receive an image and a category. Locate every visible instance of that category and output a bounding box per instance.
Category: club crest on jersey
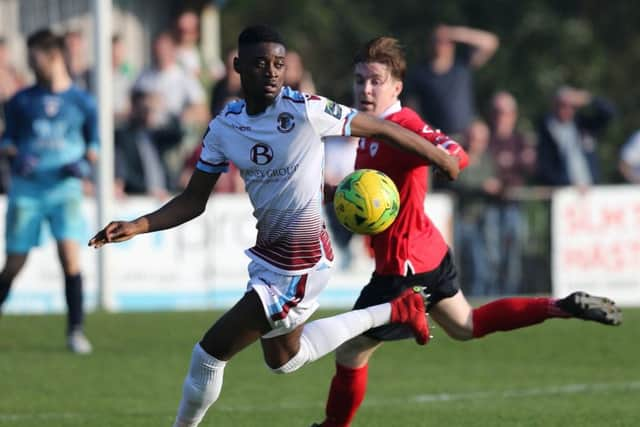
[250,143,274,165]
[43,96,61,117]
[277,112,295,133]
[324,100,342,119]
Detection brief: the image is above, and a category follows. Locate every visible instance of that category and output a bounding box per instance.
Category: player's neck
[40,71,73,93]
[245,98,273,116]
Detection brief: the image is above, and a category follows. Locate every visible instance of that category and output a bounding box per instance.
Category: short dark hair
[354,36,406,81]
[27,28,64,52]
[238,25,285,48]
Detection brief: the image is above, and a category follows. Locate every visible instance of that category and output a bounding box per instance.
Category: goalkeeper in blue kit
[0,29,98,354]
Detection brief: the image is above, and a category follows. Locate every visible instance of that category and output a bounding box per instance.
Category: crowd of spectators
[0,13,635,295]
[401,24,619,296]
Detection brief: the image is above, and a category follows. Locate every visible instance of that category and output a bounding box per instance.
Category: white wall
[0,193,454,313]
[552,185,640,307]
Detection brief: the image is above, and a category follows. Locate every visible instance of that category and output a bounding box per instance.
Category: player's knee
[266,355,300,374]
[335,343,366,366]
[266,345,310,374]
[442,325,474,341]
[268,362,291,374]
[449,331,474,341]
[264,356,286,373]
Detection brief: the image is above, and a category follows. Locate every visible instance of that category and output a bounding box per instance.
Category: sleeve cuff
[196,159,229,174]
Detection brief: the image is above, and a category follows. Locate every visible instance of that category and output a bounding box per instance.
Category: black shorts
[353,250,459,341]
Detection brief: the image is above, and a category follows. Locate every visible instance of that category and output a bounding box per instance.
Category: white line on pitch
[0,380,638,421]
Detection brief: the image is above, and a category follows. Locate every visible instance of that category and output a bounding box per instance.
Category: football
[333,169,400,235]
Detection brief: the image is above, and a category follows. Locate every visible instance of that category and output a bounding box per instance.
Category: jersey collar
[379,100,402,119]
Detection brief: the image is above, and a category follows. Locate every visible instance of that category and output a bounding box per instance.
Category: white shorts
[247,259,332,339]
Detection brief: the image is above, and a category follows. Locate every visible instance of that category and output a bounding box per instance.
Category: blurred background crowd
[0,0,638,298]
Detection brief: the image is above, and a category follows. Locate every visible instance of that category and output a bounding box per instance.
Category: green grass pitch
[1,308,638,426]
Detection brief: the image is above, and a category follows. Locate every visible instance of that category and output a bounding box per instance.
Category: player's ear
[394,80,403,98]
[233,56,240,74]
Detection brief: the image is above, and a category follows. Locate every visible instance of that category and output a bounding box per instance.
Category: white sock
[173,343,226,427]
[271,303,391,374]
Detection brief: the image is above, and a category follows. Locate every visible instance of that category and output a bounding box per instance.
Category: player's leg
[260,302,394,373]
[315,336,382,427]
[50,194,92,353]
[428,291,474,340]
[1,196,40,311]
[56,239,92,353]
[0,254,28,309]
[431,287,622,341]
[314,272,428,427]
[174,289,270,427]
[256,265,428,374]
[425,248,621,340]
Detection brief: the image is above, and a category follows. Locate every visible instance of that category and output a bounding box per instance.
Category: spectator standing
[175,10,224,89]
[536,86,615,187]
[112,34,135,129]
[135,32,208,127]
[451,120,501,296]
[134,31,209,189]
[619,130,640,183]
[0,37,25,193]
[0,29,98,354]
[0,37,25,123]
[114,90,175,198]
[285,50,317,94]
[404,24,499,136]
[63,30,93,93]
[487,91,536,294]
[209,49,242,117]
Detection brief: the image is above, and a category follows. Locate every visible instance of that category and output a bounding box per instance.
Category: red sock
[321,363,368,427]
[472,297,569,338]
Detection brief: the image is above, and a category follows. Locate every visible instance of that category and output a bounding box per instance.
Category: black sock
[0,277,13,309]
[65,273,84,334]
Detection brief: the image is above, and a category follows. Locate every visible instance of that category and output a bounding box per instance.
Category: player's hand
[434,150,460,180]
[88,221,141,248]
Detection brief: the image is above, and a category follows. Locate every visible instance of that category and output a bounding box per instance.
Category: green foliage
[220,0,640,181]
[0,309,638,426]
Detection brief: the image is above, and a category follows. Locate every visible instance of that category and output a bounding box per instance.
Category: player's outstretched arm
[89,170,220,248]
[349,112,460,180]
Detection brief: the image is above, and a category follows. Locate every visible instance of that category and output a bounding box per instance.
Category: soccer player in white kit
[89,25,460,426]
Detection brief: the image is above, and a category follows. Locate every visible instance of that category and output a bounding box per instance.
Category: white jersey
[197,87,357,274]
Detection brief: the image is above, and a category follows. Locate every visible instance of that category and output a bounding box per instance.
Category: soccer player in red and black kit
[312,37,622,427]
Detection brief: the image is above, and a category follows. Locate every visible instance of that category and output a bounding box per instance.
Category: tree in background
[219,0,640,182]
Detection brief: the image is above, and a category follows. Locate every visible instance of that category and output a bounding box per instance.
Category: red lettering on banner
[564,205,631,234]
[564,204,590,234]
[633,204,640,226]
[601,207,625,229]
[563,241,638,271]
[631,241,640,263]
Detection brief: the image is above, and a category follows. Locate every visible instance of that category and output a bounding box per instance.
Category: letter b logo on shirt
[250,143,274,165]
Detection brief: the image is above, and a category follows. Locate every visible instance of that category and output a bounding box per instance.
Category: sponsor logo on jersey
[43,96,61,117]
[244,163,299,179]
[277,112,295,133]
[250,143,274,165]
[324,100,342,119]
